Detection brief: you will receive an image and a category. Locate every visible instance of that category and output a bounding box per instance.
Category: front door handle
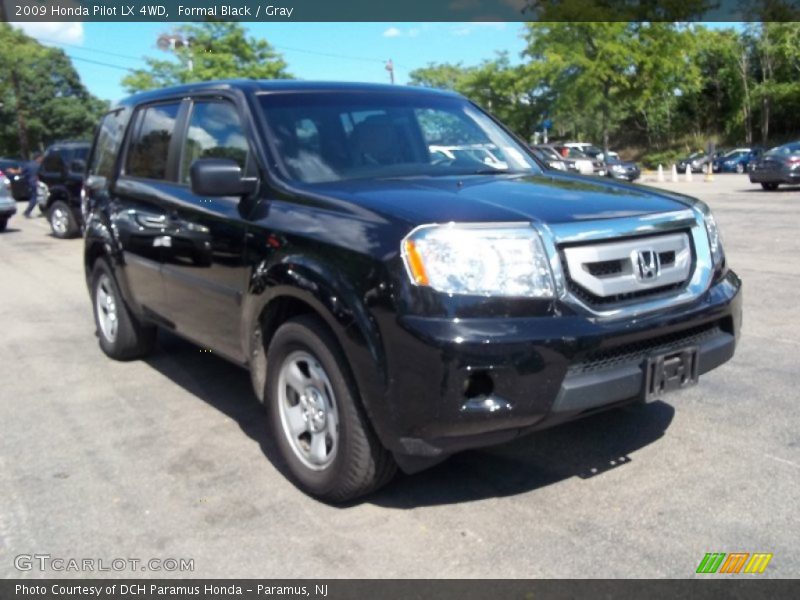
[135,214,167,229]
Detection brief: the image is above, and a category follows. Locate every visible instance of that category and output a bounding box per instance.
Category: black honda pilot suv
[83,81,741,501]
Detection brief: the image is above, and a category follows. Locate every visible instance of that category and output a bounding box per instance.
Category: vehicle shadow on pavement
[143,331,282,463]
[741,187,800,193]
[369,401,675,508]
[145,330,674,508]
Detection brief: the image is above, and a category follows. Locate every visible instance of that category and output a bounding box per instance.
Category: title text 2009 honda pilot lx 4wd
[83,81,741,501]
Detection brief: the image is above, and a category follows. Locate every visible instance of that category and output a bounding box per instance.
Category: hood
[306,173,693,226]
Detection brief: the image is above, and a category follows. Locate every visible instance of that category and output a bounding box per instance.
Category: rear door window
[126,102,182,180]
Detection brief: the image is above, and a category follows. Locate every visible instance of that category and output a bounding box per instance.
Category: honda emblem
[635,249,660,281]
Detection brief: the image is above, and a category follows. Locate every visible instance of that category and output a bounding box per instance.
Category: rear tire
[0,218,7,232]
[49,201,79,238]
[91,259,156,360]
[265,315,396,502]
[761,182,779,191]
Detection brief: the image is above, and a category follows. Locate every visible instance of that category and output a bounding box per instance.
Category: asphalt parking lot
[1,174,798,579]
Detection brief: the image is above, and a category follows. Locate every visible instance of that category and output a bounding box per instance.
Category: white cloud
[383,26,425,38]
[450,22,507,36]
[382,27,402,38]
[15,21,85,45]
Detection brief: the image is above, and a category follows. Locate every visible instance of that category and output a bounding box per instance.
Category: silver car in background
[0,168,17,232]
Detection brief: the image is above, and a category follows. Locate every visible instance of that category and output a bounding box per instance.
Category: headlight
[611,164,626,172]
[402,223,555,297]
[698,205,724,267]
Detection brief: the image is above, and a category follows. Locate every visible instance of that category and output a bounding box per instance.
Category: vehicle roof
[115,79,462,108]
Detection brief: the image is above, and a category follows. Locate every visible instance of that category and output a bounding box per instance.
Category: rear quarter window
[89,109,130,179]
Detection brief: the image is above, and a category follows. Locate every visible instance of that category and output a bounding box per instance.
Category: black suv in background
[83,81,741,502]
[39,141,90,238]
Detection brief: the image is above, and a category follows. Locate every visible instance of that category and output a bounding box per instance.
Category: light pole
[385,59,395,84]
[157,33,193,72]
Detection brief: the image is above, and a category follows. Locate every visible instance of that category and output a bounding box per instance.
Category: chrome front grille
[560,232,693,302]
[536,209,714,319]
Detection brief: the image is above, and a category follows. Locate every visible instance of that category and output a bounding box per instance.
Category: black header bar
[3,0,800,22]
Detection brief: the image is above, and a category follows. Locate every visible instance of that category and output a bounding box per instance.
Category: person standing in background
[22,153,43,218]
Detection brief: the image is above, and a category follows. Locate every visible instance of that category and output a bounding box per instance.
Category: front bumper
[608,170,640,181]
[378,270,741,463]
[0,204,17,218]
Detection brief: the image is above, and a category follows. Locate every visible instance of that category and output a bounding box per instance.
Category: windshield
[724,149,749,158]
[535,146,561,160]
[580,145,603,157]
[257,91,542,183]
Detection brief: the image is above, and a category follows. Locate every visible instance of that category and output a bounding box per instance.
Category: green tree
[521,22,635,155]
[121,22,292,93]
[521,0,717,21]
[408,62,468,90]
[747,22,800,146]
[0,24,107,158]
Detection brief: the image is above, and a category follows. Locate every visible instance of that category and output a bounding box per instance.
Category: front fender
[242,255,395,448]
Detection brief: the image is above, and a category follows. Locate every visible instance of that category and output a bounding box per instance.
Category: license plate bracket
[644,346,699,401]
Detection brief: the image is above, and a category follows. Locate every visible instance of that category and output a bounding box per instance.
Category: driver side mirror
[190,158,258,197]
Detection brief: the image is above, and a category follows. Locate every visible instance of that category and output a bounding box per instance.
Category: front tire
[49,201,79,238]
[266,315,396,502]
[761,182,779,191]
[0,218,7,232]
[91,259,156,360]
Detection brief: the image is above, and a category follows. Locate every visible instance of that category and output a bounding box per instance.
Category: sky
[13,21,526,102]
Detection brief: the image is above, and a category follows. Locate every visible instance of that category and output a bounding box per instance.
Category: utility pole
[10,69,30,159]
[385,59,395,84]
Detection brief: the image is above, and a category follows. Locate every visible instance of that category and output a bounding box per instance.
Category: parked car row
[712,148,763,174]
[531,143,641,182]
[671,142,800,190]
